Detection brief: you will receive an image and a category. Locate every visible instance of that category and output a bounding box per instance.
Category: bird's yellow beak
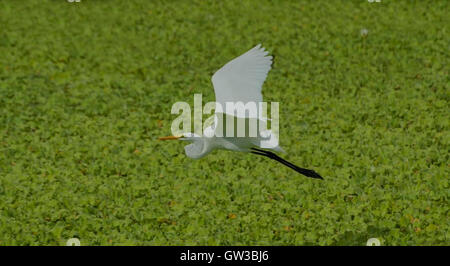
[158,135,182,141]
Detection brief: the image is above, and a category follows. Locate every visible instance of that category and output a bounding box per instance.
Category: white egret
[159,44,323,179]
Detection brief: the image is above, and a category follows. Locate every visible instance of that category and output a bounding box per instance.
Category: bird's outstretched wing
[211,44,273,118]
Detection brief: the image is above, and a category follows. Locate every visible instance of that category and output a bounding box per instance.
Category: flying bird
[159,44,323,179]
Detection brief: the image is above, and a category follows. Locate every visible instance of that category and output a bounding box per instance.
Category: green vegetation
[0,0,448,245]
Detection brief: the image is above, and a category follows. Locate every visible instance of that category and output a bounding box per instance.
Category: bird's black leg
[250,148,324,180]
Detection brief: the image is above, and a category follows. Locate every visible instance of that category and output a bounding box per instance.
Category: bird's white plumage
[184,140,205,159]
[211,44,273,118]
[173,44,281,159]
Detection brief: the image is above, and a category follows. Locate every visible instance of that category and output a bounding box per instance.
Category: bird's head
[158,132,211,159]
